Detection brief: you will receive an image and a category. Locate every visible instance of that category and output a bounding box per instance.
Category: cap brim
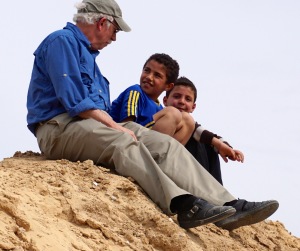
[115,17,131,32]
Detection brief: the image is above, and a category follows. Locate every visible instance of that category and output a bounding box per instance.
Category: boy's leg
[185,137,210,171]
[205,144,223,185]
[152,107,194,145]
[185,137,223,184]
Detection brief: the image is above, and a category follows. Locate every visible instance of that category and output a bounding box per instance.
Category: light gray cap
[78,0,131,32]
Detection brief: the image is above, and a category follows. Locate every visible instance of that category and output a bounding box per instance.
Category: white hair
[73,2,113,25]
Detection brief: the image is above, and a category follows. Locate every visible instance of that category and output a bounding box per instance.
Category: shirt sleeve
[44,35,99,116]
[194,122,232,148]
[118,89,142,122]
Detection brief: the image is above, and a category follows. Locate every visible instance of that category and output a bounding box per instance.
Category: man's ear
[163,96,168,106]
[165,83,174,91]
[97,17,106,30]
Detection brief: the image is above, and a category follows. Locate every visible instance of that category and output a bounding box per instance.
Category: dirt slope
[0,151,299,251]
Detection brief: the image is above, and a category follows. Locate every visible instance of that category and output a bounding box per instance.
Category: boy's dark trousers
[185,137,223,185]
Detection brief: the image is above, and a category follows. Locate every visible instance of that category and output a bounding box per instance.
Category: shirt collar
[63,22,100,56]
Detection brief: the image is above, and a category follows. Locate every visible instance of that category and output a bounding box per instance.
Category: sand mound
[0,151,299,251]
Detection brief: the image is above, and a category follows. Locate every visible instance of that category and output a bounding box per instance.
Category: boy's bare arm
[211,137,244,163]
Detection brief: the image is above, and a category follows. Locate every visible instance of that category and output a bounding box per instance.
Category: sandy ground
[0,151,299,251]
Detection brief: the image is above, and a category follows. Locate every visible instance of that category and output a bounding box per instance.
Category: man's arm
[79,109,137,141]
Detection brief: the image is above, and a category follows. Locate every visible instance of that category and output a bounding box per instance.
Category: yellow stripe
[133,92,140,115]
[145,121,155,128]
[131,91,137,115]
[127,91,133,117]
[127,91,140,116]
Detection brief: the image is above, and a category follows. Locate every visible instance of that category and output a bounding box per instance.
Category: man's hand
[79,109,137,141]
[112,123,137,141]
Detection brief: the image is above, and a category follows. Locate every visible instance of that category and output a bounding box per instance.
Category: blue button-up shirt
[27,22,110,134]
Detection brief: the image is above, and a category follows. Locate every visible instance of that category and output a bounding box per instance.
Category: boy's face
[140,60,173,101]
[163,85,196,113]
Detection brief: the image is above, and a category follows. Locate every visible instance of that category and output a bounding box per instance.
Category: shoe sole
[179,207,236,229]
[215,200,279,231]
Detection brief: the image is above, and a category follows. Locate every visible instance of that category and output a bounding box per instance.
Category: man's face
[140,60,172,101]
[163,85,196,113]
[91,18,120,50]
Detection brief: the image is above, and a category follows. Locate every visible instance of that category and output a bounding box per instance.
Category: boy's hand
[228,149,244,163]
[218,144,236,163]
[211,138,244,163]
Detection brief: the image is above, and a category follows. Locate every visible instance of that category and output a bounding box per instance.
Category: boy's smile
[164,85,196,113]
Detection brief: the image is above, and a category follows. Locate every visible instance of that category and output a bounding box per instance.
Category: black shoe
[177,198,236,229]
[215,199,279,231]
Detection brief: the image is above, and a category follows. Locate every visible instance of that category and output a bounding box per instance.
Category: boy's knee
[163,106,182,124]
[181,112,195,127]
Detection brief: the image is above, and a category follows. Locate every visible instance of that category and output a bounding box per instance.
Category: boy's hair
[166,76,197,102]
[143,53,180,84]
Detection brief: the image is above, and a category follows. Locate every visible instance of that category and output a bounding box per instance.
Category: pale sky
[1,0,299,237]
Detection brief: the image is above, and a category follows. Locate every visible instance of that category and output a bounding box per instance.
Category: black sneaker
[215,199,279,231]
[177,198,236,229]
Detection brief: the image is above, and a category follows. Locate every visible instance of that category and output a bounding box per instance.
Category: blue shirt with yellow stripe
[110,84,163,128]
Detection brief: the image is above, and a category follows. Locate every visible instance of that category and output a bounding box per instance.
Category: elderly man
[26,0,278,230]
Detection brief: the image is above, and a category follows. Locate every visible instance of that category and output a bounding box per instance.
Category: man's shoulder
[43,23,79,43]
[36,29,72,50]
[46,28,74,42]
